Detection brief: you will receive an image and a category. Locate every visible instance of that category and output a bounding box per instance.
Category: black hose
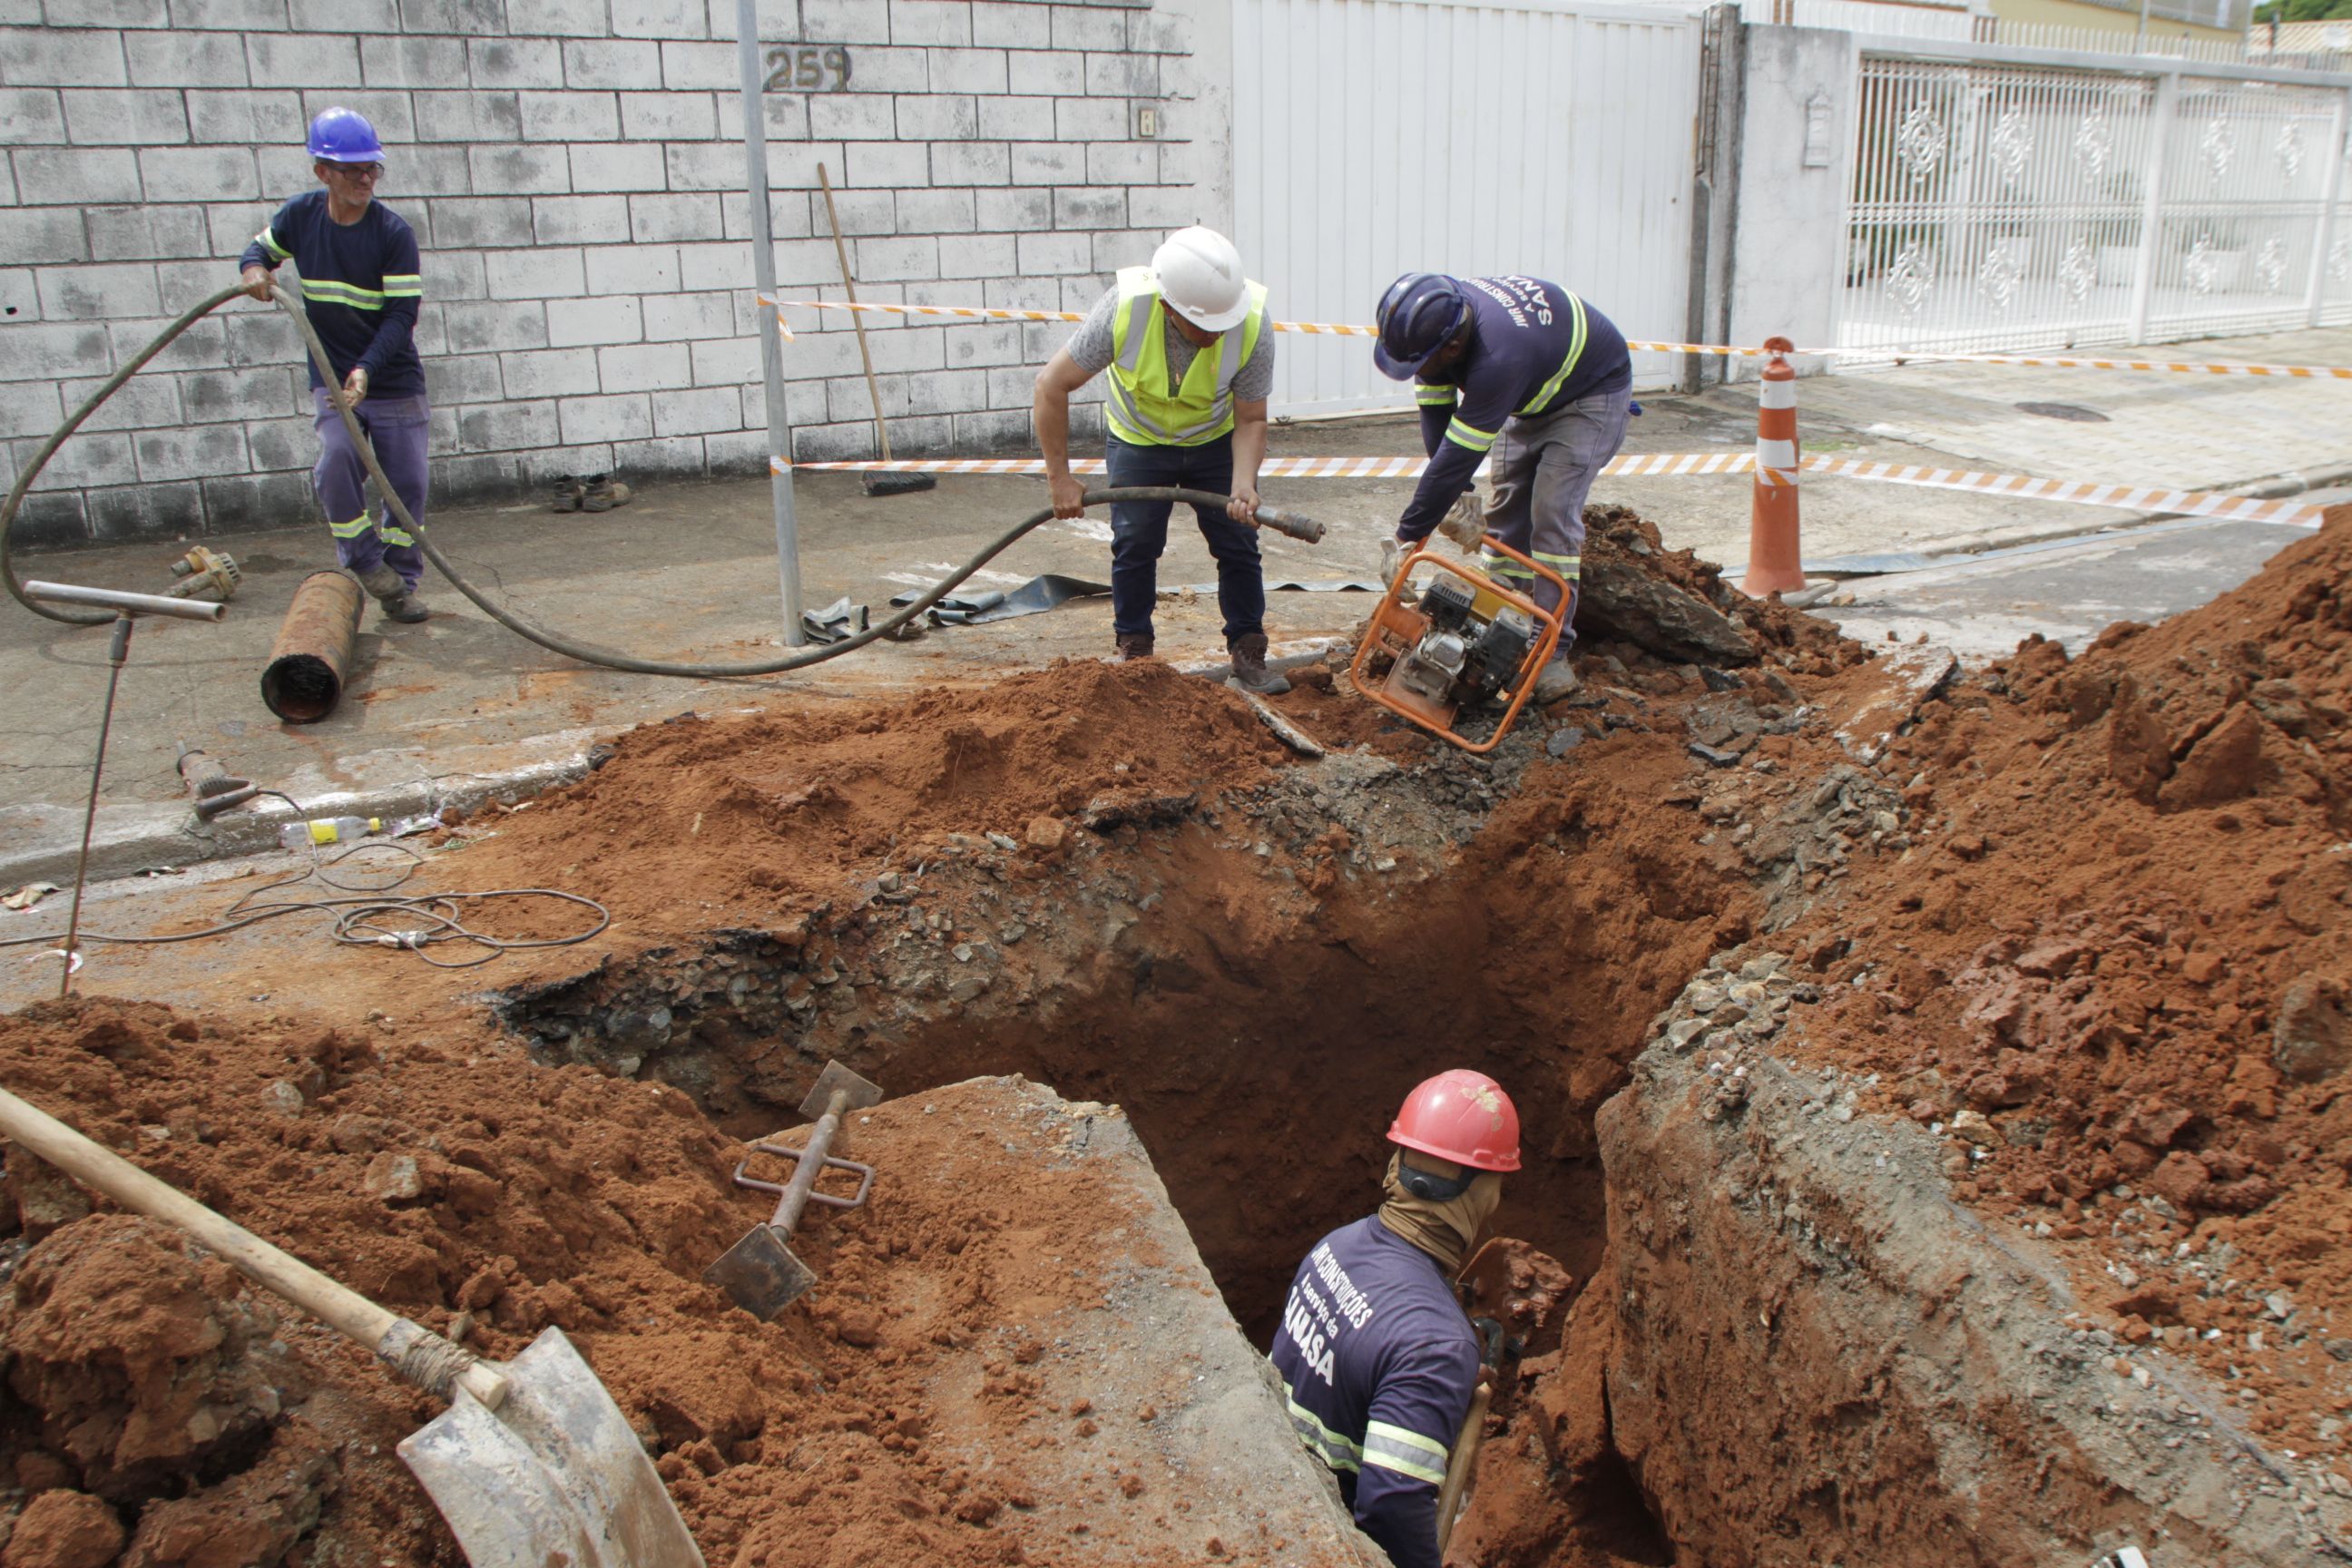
[1,281,1285,678]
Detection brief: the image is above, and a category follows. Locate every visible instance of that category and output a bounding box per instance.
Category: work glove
[1436,489,1486,554]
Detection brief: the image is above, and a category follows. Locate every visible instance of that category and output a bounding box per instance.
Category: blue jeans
[313,388,430,592]
[1104,433,1264,643]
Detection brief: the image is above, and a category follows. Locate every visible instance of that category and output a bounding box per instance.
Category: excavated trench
[472,703,1785,1567]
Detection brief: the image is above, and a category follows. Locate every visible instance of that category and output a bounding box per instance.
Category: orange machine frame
[1348,535,1568,754]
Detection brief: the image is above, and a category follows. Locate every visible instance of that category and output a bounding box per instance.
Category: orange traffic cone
[1741,336,1806,598]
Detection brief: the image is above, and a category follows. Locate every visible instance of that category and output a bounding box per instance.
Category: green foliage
[2253,0,2352,23]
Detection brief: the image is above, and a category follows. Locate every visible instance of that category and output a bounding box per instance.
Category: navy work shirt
[1397,275,1632,542]
[240,190,425,397]
[1270,1217,1482,1568]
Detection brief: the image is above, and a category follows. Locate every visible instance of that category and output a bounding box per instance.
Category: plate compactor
[1350,536,1568,753]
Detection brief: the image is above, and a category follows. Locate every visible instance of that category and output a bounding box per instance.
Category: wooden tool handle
[0,1085,505,1409]
[816,162,894,465]
[1435,1381,1493,1554]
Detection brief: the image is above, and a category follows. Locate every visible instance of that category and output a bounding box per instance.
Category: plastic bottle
[279,815,383,850]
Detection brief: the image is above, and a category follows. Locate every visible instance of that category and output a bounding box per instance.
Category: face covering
[1376,1151,1504,1276]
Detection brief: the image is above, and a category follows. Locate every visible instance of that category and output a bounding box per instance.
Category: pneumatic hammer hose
[0,282,1324,678]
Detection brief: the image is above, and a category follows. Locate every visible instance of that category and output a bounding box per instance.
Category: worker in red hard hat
[1270,1069,1520,1568]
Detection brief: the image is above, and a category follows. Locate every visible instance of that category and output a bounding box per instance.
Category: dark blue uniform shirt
[1398,275,1632,542]
[240,190,425,397]
[1270,1217,1481,1568]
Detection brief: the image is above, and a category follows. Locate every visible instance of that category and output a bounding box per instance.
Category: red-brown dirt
[1766,505,2352,1470]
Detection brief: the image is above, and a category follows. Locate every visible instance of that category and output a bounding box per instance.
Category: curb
[0,738,598,897]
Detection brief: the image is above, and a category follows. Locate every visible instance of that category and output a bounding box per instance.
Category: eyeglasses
[326,163,383,181]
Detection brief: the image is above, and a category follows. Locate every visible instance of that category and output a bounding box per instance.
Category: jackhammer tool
[162,545,240,603]
[177,741,259,821]
[1349,535,1566,754]
[704,1060,884,1318]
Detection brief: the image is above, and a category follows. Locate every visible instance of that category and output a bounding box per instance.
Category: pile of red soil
[445,656,1289,952]
[1779,505,2352,1447]
[0,998,1246,1566]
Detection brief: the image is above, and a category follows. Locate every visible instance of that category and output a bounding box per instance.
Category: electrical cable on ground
[0,798,609,971]
[0,281,1288,678]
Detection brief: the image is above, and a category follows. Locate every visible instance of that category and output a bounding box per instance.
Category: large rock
[2273,975,2348,1083]
[1593,1027,2332,1566]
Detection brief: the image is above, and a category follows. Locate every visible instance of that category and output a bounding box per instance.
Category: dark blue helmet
[1373,273,1470,380]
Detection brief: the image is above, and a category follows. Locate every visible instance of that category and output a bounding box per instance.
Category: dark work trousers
[312,388,430,592]
[1103,432,1264,644]
[1480,384,1632,654]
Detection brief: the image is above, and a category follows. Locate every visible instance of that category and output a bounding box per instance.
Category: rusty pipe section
[260,569,363,724]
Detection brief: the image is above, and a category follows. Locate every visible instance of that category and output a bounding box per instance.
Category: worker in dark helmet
[239,107,431,625]
[1371,273,1635,704]
[1270,1069,1520,1568]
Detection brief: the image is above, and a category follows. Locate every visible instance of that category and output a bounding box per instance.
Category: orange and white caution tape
[761,296,2352,377]
[773,451,2326,527]
[1909,350,2352,378]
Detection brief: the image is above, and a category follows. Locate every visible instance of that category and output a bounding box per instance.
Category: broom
[818,162,936,498]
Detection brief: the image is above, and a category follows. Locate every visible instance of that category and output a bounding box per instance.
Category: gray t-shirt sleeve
[1063,289,1119,375]
[1232,314,1277,401]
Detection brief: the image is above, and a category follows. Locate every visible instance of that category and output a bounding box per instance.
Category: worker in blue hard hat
[1372,273,1636,704]
[239,108,431,624]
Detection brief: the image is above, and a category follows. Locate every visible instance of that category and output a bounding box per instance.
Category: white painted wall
[0,0,1233,546]
[1727,23,1859,368]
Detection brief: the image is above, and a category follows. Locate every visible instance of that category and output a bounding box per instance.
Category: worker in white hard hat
[1032,227,1289,694]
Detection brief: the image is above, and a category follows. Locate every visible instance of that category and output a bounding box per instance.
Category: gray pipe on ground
[260,569,364,724]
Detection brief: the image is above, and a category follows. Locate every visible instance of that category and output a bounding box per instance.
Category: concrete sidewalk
[2,323,2347,890]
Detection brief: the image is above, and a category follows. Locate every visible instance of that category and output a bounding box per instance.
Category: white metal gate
[1231,0,1706,416]
[1840,53,2352,357]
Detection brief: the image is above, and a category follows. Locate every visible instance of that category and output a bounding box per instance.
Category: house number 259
[764,45,852,91]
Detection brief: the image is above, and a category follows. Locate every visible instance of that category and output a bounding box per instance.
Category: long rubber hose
[0,282,1283,678]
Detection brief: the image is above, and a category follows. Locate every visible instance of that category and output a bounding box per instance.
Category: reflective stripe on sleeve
[257,227,290,260]
[380,273,423,299]
[1285,1397,1364,1473]
[1446,416,1498,454]
[1416,385,1457,406]
[327,515,373,538]
[1362,1420,1449,1485]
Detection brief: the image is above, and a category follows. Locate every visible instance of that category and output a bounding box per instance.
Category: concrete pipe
[260,569,365,724]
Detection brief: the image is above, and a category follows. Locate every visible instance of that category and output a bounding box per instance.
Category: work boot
[1227,632,1291,697]
[1531,658,1580,705]
[1114,632,1154,662]
[356,563,429,624]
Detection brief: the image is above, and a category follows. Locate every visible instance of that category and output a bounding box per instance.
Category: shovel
[816,163,936,499]
[0,1084,704,1568]
[703,1060,882,1318]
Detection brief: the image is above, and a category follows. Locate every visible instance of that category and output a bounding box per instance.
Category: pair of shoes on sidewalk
[355,563,429,623]
[548,473,633,513]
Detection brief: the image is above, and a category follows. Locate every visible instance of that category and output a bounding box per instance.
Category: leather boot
[1228,632,1290,696]
[357,563,429,623]
[1114,632,1154,661]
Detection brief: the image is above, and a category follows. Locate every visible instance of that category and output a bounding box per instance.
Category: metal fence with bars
[1838,51,2352,357]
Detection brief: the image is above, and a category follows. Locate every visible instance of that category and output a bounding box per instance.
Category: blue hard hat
[307,107,384,164]
[1373,273,1471,380]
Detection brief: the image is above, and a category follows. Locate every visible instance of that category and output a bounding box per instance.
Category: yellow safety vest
[1103,265,1269,447]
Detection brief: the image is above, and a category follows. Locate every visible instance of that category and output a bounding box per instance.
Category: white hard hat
[1150,226,1250,332]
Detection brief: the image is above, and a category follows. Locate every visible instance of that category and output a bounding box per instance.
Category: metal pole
[2127,73,2178,344]
[739,0,807,645]
[2306,89,2350,328]
[60,614,132,998]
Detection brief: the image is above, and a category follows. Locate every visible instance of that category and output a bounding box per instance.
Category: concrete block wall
[0,0,1230,547]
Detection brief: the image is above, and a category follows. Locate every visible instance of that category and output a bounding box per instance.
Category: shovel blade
[702,1223,818,1319]
[397,1326,705,1568]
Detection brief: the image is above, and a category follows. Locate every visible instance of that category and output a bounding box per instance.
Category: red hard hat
[1387,1069,1520,1172]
